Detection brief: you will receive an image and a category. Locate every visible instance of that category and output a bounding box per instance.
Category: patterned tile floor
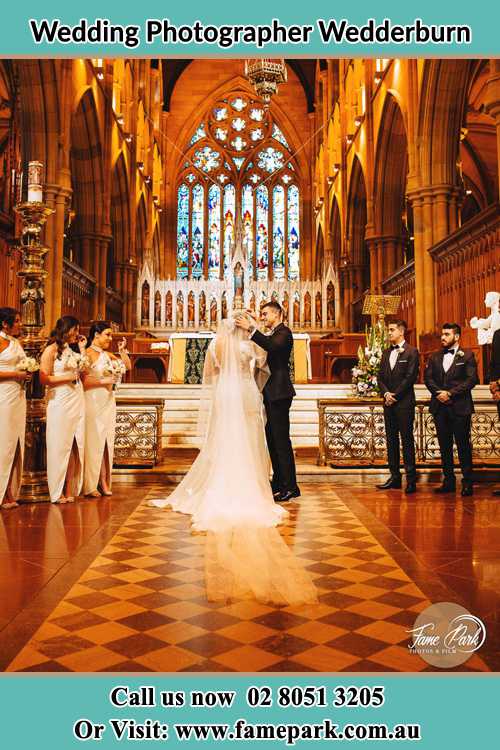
[3,485,489,673]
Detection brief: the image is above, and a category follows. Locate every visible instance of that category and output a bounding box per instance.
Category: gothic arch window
[176,91,301,281]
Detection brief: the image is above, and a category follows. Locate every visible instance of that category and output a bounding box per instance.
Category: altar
[167,331,312,384]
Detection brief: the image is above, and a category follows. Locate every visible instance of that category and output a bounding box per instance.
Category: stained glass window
[231,137,247,152]
[231,97,247,111]
[257,147,284,173]
[249,108,264,121]
[288,185,300,280]
[176,184,189,279]
[223,184,235,275]
[191,184,204,279]
[177,93,301,281]
[208,184,221,280]
[272,124,289,149]
[190,123,206,145]
[273,185,285,280]
[194,147,220,172]
[242,184,254,277]
[256,185,268,280]
[232,118,246,132]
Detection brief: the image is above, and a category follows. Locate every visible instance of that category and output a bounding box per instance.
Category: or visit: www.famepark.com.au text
[173,718,421,743]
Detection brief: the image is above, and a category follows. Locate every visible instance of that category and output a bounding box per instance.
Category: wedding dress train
[150,320,316,606]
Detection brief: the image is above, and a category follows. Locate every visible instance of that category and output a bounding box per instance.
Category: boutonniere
[457,350,464,357]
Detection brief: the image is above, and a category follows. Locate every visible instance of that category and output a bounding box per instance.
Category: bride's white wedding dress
[150,320,316,606]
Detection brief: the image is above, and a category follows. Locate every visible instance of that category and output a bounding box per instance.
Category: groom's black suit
[251,322,298,494]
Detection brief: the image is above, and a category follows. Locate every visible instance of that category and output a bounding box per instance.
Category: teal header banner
[1,675,497,747]
[1,0,497,56]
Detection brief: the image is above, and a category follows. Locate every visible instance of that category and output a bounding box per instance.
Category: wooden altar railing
[318,397,500,467]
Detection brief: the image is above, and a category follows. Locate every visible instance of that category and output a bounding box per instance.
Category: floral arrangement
[62,349,90,373]
[16,356,39,373]
[103,357,127,390]
[16,356,39,390]
[351,321,388,398]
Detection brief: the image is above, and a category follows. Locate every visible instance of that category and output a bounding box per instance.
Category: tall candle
[27,161,43,203]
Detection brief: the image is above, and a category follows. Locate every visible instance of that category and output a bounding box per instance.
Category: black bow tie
[443,347,455,355]
[391,345,402,351]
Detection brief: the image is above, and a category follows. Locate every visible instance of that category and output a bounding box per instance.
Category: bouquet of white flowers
[17,356,39,373]
[351,322,388,398]
[103,357,127,390]
[16,356,39,389]
[62,349,91,373]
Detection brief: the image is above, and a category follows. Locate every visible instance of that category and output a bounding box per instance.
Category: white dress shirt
[389,340,405,370]
[442,346,457,373]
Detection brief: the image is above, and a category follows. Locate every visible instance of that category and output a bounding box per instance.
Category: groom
[235,302,300,502]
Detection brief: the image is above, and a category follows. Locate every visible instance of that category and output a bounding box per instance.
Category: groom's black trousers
[264,396,297,492]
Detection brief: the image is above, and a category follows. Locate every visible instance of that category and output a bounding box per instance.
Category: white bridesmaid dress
[0,335,26,502]
[83,350,117,495]
[46,347,85,501]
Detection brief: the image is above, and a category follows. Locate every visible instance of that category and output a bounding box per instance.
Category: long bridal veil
[150,319,317,606]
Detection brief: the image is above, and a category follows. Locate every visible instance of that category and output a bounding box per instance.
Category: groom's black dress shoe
[461,483,473,497]
[278,488,301,502]
[434,483,456,494]
[405,482,417,495]
[376,477,402,490]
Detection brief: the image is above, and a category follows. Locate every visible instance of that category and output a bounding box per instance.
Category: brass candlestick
[14,200,54,501]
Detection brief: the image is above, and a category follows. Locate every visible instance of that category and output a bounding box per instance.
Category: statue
[249,293,256,316]
[293,292,300,326]
[21,278,45,328]
[282,293,289,323]
[141,281,150,326]
[154,291,161,326]
[165,291,172,326]
[304,292,311,326]
[327,282,335,325]
[199,292,206,326]
[470,291,500,345]
[210,297,217,327]
[188,292,195,327]
[233,261,244,310]
[221,292,228,319]
[315,292,322,327]
[176,292,184,328]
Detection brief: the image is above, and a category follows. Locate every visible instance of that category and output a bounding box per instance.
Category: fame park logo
[407,602,486,668]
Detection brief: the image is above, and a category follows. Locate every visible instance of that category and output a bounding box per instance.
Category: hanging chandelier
[244,59,287,107]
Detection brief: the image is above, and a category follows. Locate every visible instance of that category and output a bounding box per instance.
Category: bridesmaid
[40,316,87,504]
[82,322,131,498]
[0,308,29,509]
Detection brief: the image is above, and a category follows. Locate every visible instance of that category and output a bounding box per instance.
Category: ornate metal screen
[318,398,500,467]
[115,399,164,466]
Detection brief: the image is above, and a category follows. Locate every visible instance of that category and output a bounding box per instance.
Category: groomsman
[489,327,500,496]
[424,323,479,497]
[376,320,420,494]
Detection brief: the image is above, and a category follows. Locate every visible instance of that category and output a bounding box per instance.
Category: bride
[150,317,316,606]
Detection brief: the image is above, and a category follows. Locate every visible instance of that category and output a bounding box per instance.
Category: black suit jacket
[489,328,500,382]
[424,348,478,416]
[377,342,419,409]
[251,323,296,402]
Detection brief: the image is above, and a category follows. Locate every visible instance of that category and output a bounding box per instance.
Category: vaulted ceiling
[160,60,320,113]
